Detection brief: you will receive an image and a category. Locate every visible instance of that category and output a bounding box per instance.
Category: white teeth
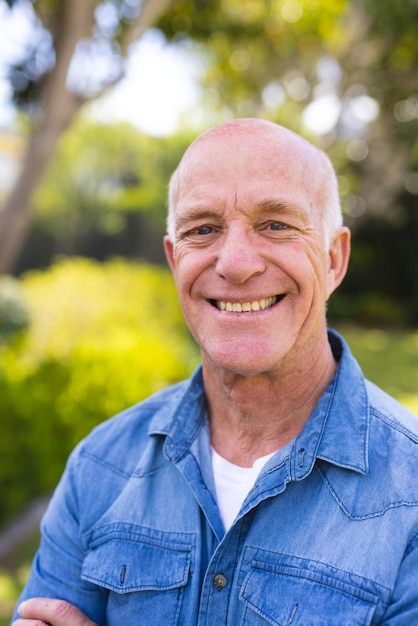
[216,296,278,313]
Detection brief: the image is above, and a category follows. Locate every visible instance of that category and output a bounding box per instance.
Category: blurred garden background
[0,0,417,621]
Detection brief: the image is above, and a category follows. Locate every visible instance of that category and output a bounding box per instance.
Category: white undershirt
[211,447,276,531]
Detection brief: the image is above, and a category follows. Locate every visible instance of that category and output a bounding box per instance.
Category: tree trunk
[0,0,174,275]
[0,101,86,273]
[0,0,98,274]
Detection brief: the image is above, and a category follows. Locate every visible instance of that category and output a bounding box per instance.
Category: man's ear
[163,235,176,274]
[326,226,351,299]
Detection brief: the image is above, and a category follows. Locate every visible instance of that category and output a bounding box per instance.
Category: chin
[203,344,284,378]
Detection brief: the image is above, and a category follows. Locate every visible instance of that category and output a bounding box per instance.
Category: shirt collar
[149,366,207,461]
[292,330,369,479]
[151,330,370,476]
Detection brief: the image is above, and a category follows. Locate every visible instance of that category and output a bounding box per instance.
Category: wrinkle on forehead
[171,119,325,200]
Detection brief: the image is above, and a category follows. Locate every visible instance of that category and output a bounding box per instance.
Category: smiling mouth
[209,295,285,313]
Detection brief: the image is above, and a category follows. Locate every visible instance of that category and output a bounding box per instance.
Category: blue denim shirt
[13,331,418,625]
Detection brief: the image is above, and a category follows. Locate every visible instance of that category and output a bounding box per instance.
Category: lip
[208,294,285,313]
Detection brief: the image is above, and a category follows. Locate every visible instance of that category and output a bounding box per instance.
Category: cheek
[172,255,204,300]
[174,248,215,290]
[288,245,330,303]
[282,239,326,277]
[304,239,329,280]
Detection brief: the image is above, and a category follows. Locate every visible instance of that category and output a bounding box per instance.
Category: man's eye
[179,224,218,242]
[269,221,288,231]
[193,225,214,236]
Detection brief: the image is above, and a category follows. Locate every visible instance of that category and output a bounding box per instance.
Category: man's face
[164,124,349,378]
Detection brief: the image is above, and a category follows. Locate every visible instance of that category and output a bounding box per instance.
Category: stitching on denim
[243,545,391,594]
[371,407,418,444]
[290,362,342,482]
[80,449,133,478]
[85,522,196,548]
[80,446,172,478]
[316,465,418,519]
[250,559,378,602]
[240,570,378,625]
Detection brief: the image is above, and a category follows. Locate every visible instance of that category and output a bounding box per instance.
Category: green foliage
[5,0,418,326]
[160,0,418,259]
[0,257,199,526]
[329,204,418,327]
[161,0,352,124]
[4,0,418,283]
[0,277,30,339]
[32,119,193,241]
[335,324,418,415]
[15,120,196,270]
[0,530,40,623]
[6,0,417,314]
[23,114,418,327]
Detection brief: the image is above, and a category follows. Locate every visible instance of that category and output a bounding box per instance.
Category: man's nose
[215,225,266,284]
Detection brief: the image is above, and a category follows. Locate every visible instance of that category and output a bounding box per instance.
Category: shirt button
[213,573,227,590]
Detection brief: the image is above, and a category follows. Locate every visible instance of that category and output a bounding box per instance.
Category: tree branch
[120,0,175,56]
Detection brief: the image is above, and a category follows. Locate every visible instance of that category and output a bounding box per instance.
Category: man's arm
[11,444,109,625]
[13,598,97,626]
[380,532,418,624]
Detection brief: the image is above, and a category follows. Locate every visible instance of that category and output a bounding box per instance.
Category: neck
[202,333,337,467]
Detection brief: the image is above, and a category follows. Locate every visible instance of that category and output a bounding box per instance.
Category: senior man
[13,119,418,625]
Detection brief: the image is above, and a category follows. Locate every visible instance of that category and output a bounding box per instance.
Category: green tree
[2,0,418,273]
[19,119,193,267]
[0,0,173,274]
[160,0,418,230]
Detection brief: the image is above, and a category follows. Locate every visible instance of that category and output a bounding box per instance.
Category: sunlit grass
[335,325,418,415]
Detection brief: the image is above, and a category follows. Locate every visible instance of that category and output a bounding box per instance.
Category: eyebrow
[256,198,307,218]
[174,198,309,233]
[175,207,224,232]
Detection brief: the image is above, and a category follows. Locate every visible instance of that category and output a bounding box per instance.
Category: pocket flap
[82,526,192,594]
[240,555,379,626]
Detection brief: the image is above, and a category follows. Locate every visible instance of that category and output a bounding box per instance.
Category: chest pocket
[239,550,382,626]
[81,524,193,626]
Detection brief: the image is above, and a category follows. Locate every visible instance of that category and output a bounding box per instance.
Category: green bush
[0,257,199,526]
[0,277,30,339]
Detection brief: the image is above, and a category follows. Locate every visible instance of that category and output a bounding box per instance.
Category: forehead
[183,126,306,175]
[173,125,323,213]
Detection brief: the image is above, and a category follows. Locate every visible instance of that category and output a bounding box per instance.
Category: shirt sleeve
[11,445,108,626]
[380,529,418,624]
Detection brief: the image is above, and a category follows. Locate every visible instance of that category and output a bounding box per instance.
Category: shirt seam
[79,448,137,479]
[370,407,418,444]
[316,465,418,519]
[243,545,392,594]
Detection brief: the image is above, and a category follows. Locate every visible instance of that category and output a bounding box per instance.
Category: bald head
[167,118,342,245]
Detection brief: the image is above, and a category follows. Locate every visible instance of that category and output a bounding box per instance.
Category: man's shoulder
[331,328,418,445]
[320,379,418,520]
[74,379,191,475]
[366,379,418,443]
[365,380,418,499]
